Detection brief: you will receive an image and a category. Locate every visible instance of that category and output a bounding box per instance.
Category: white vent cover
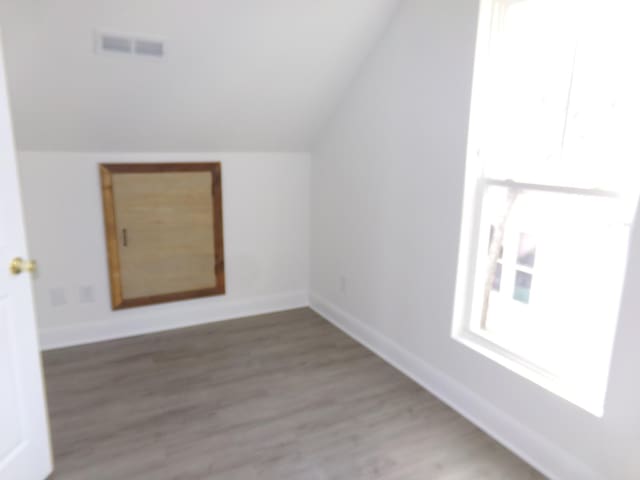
[134,39,164,57]
[100,34,132,54]
[96,31,165,59]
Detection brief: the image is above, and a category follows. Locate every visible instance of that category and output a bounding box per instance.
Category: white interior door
[0,34,53,480]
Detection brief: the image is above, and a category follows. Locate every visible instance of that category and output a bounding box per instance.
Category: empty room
[1,0,639,479]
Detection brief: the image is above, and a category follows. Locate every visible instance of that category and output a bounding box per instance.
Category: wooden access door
[0,33,53,480]
[100,163,225,309]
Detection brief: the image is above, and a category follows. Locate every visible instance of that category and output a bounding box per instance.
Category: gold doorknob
[9,257,37,275]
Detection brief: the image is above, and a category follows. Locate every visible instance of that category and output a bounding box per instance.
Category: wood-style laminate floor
[43,308,544,480]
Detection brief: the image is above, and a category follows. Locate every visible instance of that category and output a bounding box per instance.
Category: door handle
[9,257,37,275]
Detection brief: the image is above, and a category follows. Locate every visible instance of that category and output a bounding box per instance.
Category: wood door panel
[101,163,225,309]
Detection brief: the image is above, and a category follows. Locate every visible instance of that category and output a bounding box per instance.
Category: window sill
[452,327,606,417]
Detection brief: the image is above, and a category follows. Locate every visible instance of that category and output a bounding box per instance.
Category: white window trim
[450,0,618,417]
[452,179,609,417]
[453,327,605,416]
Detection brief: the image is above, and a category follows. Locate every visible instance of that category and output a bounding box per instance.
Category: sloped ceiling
[0,0,401,152]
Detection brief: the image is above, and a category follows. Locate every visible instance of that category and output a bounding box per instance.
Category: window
[453,0,640,416]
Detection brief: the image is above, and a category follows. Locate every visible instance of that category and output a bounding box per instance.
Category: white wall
[19,152,309,349]
[310,1,640,478]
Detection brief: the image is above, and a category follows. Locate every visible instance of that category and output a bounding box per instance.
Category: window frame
[451,0,626,417]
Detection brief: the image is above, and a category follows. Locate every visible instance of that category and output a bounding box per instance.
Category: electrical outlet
[79,285,95,304]
[49,288,67,307]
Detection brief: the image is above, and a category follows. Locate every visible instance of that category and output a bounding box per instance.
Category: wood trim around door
[99,162,226,310]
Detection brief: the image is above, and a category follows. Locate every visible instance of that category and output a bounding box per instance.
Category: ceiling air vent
[99,33,133,54]
[95,31,165,60]
[134,39,164,58]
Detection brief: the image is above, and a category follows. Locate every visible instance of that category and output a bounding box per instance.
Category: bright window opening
[453,0,640,416]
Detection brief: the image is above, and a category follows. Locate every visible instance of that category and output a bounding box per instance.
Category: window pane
[492,263,502,292]
[554,2,640,194]
[517,233,536,268]
[514,271,532,304]
[482,0,578,185]
[474,185,632,340]
[480,1,640,193]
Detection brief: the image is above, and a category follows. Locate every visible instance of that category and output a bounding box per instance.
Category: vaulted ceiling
[0,0,401,152]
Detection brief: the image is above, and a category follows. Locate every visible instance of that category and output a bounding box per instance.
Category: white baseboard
[310,293,601,480]
[40,291,309,351]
